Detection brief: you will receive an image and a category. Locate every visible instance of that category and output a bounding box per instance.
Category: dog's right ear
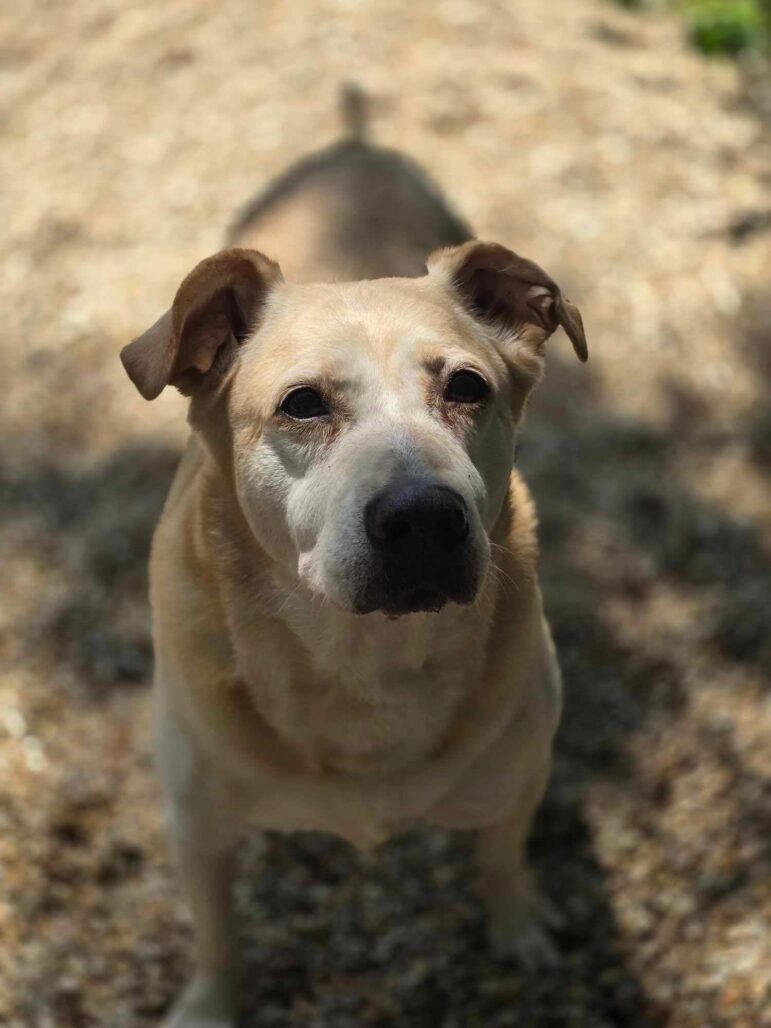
[120,248,283,400]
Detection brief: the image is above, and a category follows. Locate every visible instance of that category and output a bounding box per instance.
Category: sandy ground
[1,0,770,1025]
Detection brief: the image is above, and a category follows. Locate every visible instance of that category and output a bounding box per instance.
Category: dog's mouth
[354,576,478,617]
[380,585,448,617]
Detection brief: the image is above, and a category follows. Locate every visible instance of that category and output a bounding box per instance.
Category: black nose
[365,481,469,554]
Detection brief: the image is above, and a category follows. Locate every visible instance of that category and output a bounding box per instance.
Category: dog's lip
[382,586,448,616]
[354,562,482,617]
[354,583,457,617]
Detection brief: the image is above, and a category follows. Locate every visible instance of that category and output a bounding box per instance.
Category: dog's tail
[339,82,370,143]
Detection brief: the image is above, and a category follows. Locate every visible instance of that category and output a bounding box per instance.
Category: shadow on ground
[2,445,179,692]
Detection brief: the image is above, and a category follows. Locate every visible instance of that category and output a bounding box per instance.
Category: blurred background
[2,1,770,1025]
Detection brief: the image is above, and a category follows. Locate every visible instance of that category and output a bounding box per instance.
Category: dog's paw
[486,891,563,970]
[163,975,236,1028]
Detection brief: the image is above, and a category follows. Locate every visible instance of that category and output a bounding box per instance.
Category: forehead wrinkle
[340,288,463,378]
[239,275,505,411]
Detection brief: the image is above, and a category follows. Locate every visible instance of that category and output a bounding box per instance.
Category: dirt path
[2,1,770,1025]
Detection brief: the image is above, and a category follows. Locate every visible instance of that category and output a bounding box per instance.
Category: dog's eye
[444,370,489,404]
[280,387,329,420]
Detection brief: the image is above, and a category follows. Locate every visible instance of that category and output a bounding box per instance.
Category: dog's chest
[240,610,483,775]
[292,667,463,774]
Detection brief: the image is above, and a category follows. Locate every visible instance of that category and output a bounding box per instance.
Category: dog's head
[122,242,586,616]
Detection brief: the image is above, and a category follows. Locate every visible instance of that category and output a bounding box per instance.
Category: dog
[121,88,587,1028]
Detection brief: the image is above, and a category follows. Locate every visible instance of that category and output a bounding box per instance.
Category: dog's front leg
[474,762,561,970]
[165,812,239,1028]
[157,707,242,1028]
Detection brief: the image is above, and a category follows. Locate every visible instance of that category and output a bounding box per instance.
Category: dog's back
[228,86,472,282]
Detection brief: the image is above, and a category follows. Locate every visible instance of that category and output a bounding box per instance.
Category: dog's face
[230,276,511,615]
[122,243,586,615]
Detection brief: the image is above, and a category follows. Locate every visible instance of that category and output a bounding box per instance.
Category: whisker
[489,541,526,597]
[273,581,303,618]
[488,556,522,600]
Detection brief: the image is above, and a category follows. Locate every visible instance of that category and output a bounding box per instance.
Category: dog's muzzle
[355,478,479,615]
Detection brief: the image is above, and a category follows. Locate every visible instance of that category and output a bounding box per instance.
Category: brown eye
[444,369,489,404]
[280,387,329,420]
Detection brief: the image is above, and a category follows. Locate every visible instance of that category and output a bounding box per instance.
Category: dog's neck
[271,570,496,684]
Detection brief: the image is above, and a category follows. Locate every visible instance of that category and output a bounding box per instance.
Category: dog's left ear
[427,241,587,362]
[121,248,283,400]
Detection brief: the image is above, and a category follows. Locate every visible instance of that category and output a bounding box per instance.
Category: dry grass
[1,0,770,1025]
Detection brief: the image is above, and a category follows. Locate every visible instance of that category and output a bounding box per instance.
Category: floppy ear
[120,248,283,400]
[428,241,587,362]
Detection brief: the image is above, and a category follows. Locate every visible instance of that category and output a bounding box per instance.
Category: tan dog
[121,93,587,1028]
